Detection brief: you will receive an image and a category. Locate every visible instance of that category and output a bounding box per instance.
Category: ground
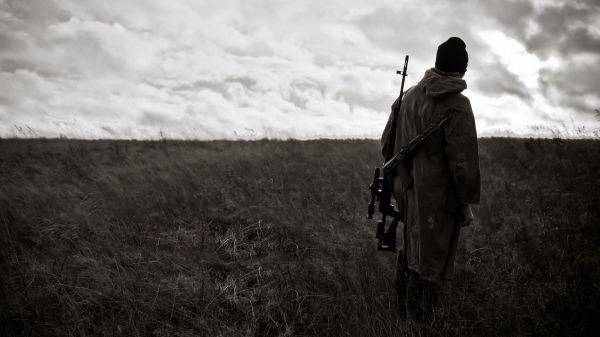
[0,138,598,337]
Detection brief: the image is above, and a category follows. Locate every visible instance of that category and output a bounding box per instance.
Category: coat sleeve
[381,95,402,158]
[443,99,480,205]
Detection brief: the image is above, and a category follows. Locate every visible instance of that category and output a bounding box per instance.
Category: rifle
[367,55,409,252]
[367,56,452,252]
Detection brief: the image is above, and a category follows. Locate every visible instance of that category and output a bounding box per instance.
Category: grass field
[1,138,598,337]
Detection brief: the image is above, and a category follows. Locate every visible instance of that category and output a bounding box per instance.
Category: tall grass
[0,138,598,336]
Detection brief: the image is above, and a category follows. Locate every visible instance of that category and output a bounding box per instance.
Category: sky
[1,0,599,139]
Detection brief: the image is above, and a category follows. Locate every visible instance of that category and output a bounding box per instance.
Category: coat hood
[416,68,467,97]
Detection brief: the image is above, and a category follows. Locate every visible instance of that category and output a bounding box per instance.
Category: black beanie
[435,37,468,74]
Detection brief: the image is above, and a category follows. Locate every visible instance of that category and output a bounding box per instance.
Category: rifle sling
[382,111,452,174]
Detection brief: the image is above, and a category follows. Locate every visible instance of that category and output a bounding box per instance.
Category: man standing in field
[381,37,480,322]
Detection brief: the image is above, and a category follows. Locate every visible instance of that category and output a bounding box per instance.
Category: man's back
[397,69,479,218]
[385,67,480,282]
[380,37,481,321]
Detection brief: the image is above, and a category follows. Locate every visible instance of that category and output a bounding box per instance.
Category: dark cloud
[563,27,600,54]
[525,3,600,55]
[477,0,600,119]
[0,29,27,51]
[539,57,600,114]
[540,60,600,97]
[479,0,535,37]
[480,1,600,56]
[0,58,32,73]
[355,3,484,63]
[474,60,531,100]
[524,2,600,116]
[501,0,536,22]
[4,0,71,28]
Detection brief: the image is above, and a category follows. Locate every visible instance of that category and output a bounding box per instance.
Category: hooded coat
[381,68,480,283]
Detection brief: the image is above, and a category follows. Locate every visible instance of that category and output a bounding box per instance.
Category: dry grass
[0,138,598,336]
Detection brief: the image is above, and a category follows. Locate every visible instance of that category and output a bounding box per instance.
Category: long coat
[381,68,480,283]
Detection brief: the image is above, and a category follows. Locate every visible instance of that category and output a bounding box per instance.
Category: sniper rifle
[367,55,452,252]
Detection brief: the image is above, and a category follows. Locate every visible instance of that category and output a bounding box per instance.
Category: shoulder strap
[410,110,452,151]
[382,109,452,174]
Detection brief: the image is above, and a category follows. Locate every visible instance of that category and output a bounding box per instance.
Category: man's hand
[460,204,474,227]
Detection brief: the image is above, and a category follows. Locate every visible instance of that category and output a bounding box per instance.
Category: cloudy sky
[1,0,599,139]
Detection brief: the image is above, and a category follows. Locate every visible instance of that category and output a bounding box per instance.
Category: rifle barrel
[384,55,410,162]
